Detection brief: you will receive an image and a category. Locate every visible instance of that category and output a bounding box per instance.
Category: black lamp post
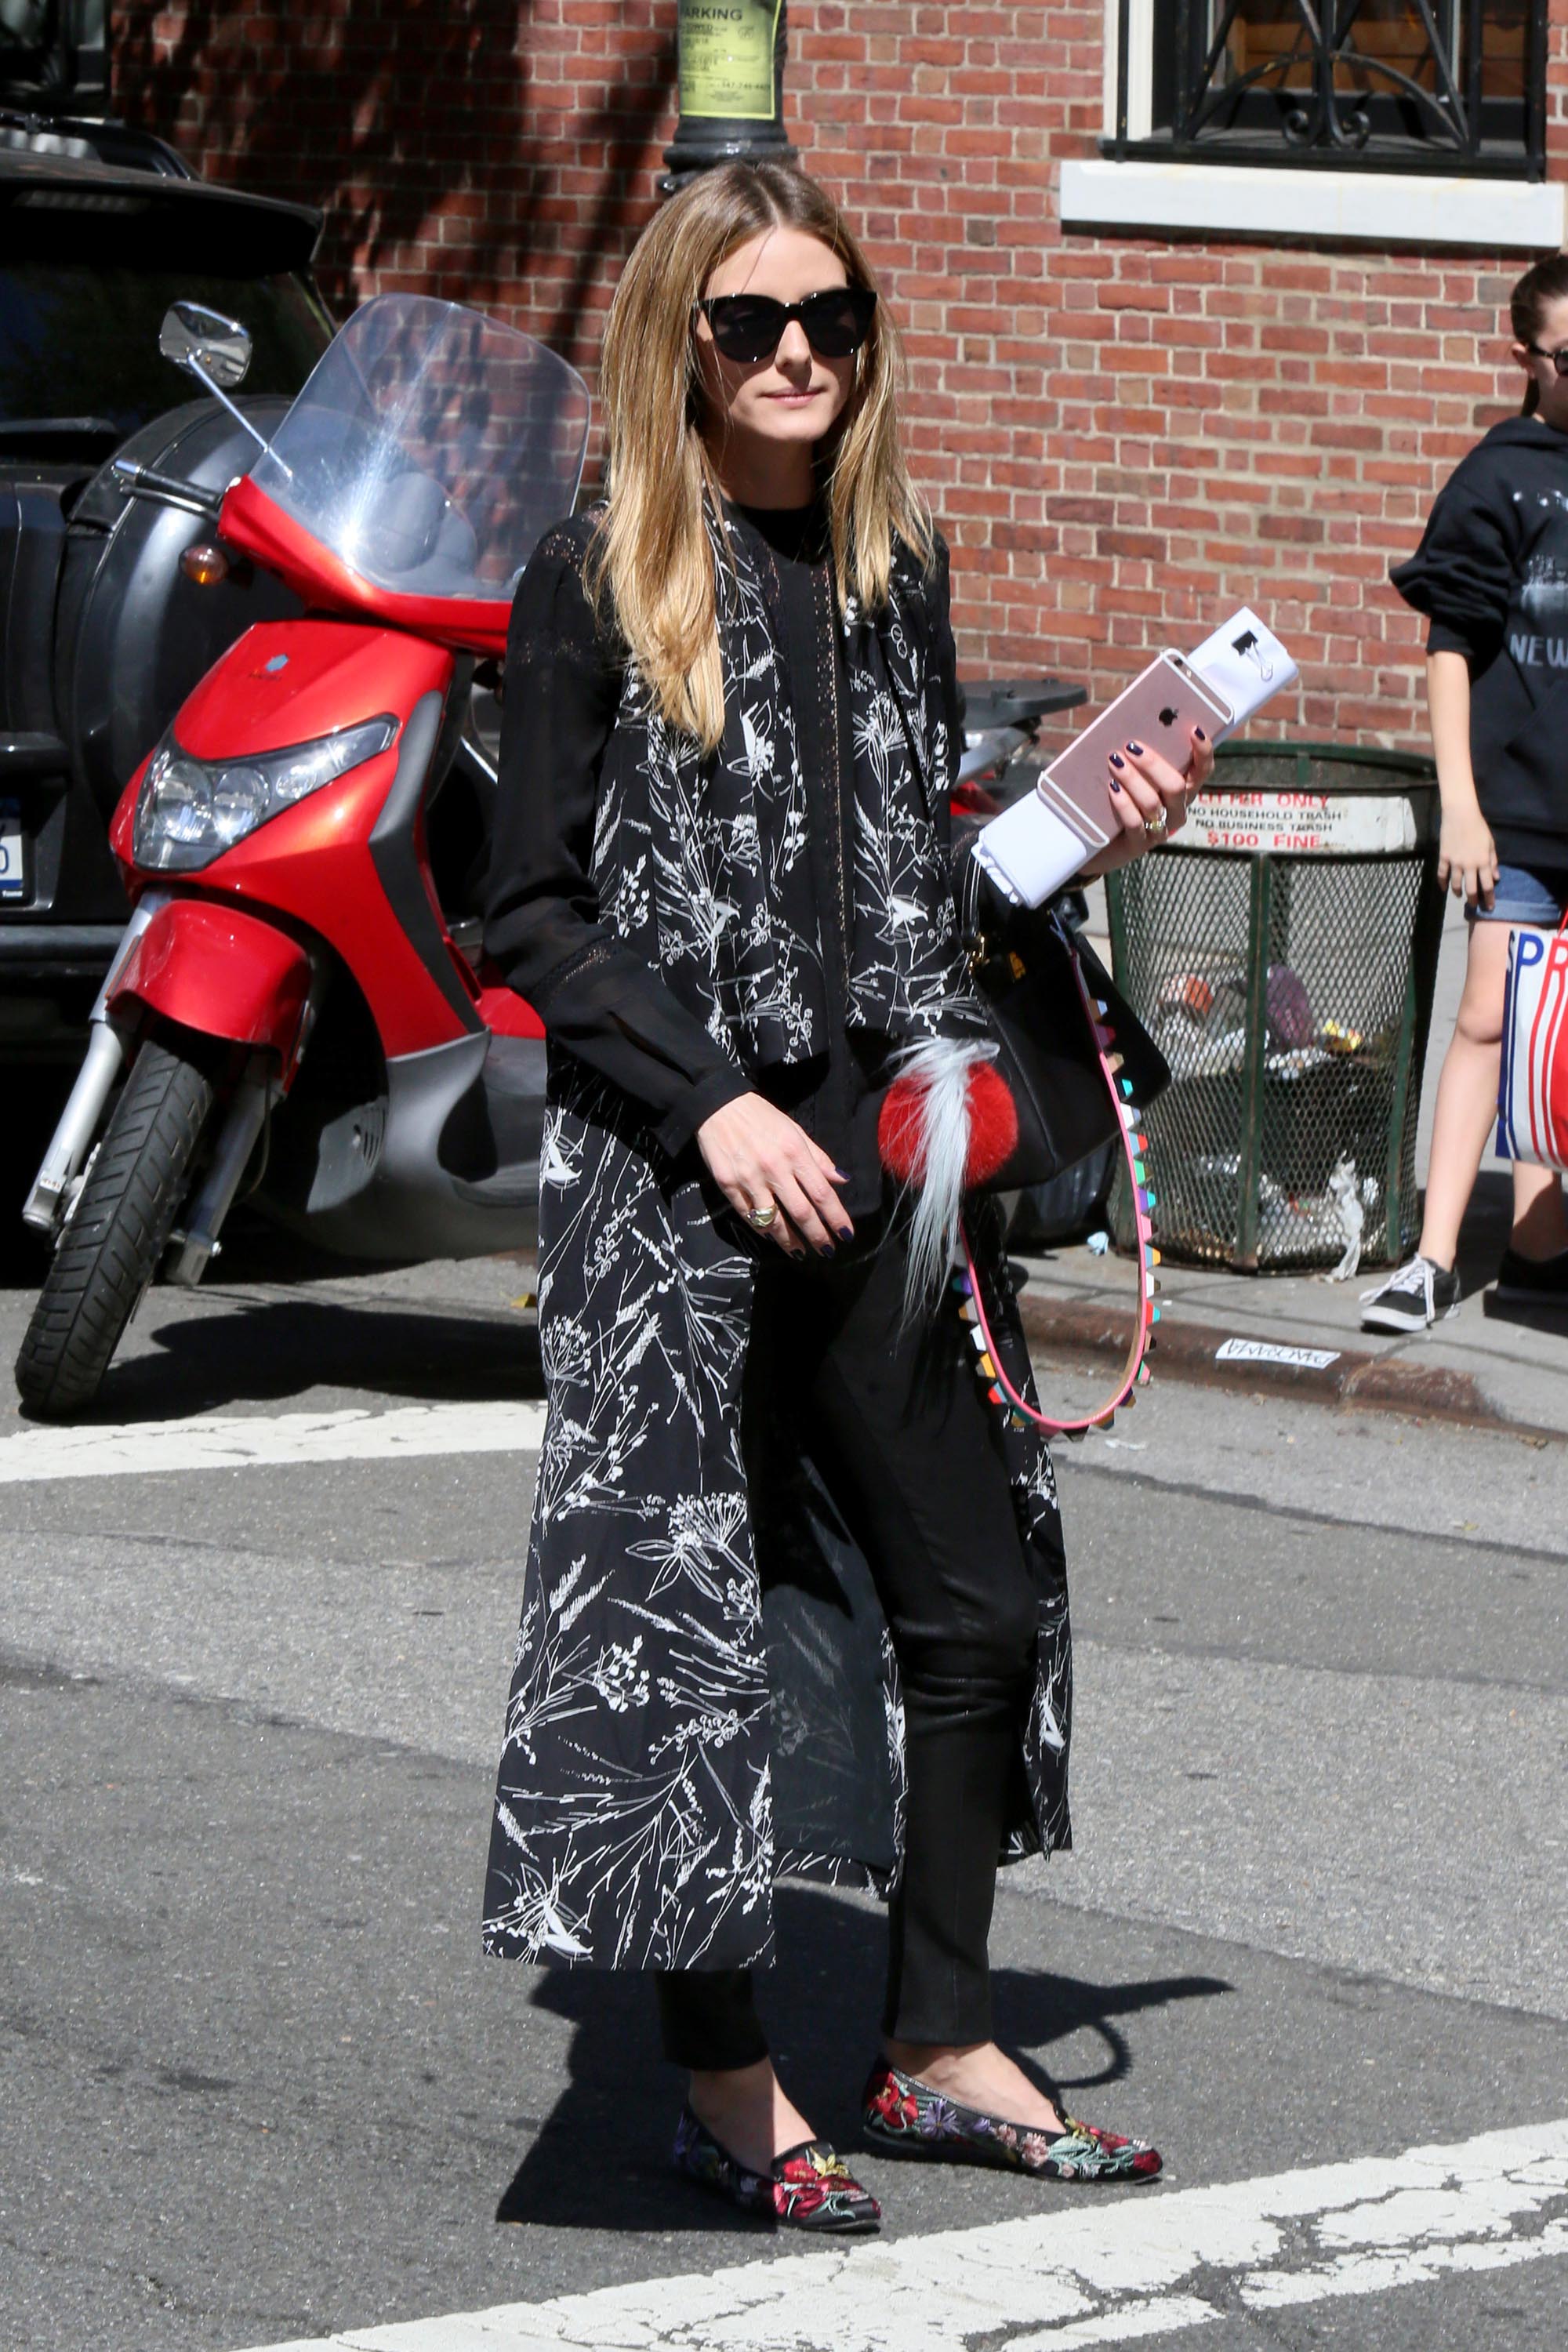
[662,0,796,192]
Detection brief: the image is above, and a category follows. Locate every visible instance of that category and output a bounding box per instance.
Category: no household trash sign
[1171,790,1421,857]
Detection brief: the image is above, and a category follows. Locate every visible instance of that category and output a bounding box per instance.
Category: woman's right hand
[1078,725,1210,878]
[695,1093,854,1257]
[1437,804,1499,908]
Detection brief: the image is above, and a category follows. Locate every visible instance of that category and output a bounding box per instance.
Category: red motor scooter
[16,292,590,1417]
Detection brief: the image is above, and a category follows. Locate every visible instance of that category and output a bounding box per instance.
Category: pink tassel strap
[960,946,1160,1439]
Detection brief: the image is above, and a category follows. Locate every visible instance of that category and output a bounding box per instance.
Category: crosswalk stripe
[0,1399,547,1483]
[232,2114,1568,2351]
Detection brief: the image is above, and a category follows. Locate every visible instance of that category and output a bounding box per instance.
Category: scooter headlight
[132,715,400,873]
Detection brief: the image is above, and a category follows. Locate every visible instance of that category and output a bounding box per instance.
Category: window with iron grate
[1107,2,1546,178]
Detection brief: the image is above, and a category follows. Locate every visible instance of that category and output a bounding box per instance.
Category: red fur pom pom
[878,1060,1018,1187]
[877,1074,928,1185]
[964,1061,1018,1184]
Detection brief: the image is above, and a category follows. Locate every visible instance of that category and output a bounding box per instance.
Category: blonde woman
[482,161,1203,2232]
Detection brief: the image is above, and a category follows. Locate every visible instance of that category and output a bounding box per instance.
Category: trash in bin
[1103,742,1443,1272]
[1325,1155,1380,1281]
[1159,971,1215,1018]
[1266,962,1314,1048]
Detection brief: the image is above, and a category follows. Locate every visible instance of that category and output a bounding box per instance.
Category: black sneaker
[1494,1247,1568,1308]
[1359,1254,1460,1334]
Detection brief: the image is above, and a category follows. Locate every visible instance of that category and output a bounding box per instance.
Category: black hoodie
[1391,413,1568,866]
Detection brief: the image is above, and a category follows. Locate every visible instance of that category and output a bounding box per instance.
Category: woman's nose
[775,320,813,368]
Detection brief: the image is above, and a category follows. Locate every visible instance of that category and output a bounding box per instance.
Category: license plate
[0,799,24,902]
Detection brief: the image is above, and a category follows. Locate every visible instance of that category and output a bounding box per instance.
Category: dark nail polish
[1126,740,1145,757]
[1109,775,1123,794]
[1109,751,1126,770]
[833,1167,851,1181]
[820,1243,837,1258]
[1194,726,1207,742]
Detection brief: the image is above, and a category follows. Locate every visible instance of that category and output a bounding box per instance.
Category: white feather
[887,1035,998,1319]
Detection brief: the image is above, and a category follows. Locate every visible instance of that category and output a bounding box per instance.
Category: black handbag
[879,658,1170,1437]
[956,848,1171,1195]
[877,626,1169,1194]
[949,849,1173,1440]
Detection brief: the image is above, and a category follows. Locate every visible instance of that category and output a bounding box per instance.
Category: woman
[481,161,1207,2234]
[1364,251,1568,1334]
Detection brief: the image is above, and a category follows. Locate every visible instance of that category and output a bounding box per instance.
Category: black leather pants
[658,1221,1039,2068]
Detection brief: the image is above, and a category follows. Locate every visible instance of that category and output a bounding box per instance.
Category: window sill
[1059,158,1564,250]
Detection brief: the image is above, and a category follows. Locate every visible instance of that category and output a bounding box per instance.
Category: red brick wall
[114,3,1568,753]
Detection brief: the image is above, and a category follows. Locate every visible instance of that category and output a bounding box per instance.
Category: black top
[728,499,894,1214]
[1391,413,1568,866]
[485,503,900,1210]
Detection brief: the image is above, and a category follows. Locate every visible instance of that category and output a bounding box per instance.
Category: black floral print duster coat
[481,512,1073,1973]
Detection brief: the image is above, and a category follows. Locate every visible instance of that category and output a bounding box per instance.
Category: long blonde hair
[589,160,931,751]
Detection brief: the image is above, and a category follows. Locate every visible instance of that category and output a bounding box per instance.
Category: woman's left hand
[1079,724,1214,879]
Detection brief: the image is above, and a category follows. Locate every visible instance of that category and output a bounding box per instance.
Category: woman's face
[1515,292,1568,431]
[693,226,858,493]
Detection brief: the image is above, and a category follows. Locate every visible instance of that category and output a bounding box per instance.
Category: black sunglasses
[1526,340,1568,377]
[694,287,877,364]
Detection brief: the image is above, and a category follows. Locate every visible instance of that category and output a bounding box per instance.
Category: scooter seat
[963,674,1086,729]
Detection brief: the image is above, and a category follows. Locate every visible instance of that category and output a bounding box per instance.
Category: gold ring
[746,1203,778,1230]
[1143,811,1167,838]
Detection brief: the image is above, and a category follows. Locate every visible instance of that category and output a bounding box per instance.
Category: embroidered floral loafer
[862,2059,1161,2183]
[673,2104,882,2234]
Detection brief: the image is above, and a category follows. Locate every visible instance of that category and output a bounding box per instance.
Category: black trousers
[657,1221,1040,2071]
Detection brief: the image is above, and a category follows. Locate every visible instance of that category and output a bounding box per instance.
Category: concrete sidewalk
[1021,887,1568,1444]
[1016,1170,1568,1444]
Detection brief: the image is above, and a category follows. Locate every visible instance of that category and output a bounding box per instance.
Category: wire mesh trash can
[1105,742,1443,1272]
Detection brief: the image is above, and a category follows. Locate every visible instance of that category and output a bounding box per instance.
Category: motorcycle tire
[15,1032,218,1421]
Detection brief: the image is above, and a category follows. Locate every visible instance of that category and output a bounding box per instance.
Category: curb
[1016,1289,1561,1446]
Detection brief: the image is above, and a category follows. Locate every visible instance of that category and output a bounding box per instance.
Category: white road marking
[235,2116,1568,2351]
[0,1399,547,1483]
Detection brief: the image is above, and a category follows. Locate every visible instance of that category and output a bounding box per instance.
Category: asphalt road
[2,1209,1565,2351]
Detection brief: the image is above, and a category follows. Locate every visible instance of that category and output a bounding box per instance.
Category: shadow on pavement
[70,1296,543,1421]
[494,1884,1229,2236]
[165,1204,481,1289]
[1454,1170,1516,1300]
[1459,1171,1568,1327]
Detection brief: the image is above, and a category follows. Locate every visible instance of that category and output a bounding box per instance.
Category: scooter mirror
[159,301,254,391]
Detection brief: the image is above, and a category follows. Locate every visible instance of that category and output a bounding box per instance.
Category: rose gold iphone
[1035,652,1234,849]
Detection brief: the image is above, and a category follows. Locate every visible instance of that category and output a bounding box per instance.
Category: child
[1363,252,1568,1333]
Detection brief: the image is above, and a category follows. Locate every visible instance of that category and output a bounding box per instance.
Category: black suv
[0,110,332,1066]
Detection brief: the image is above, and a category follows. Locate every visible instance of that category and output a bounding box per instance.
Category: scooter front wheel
[15,1030,218,1420]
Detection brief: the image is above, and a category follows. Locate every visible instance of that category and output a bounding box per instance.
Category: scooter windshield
[247,294,590,604]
